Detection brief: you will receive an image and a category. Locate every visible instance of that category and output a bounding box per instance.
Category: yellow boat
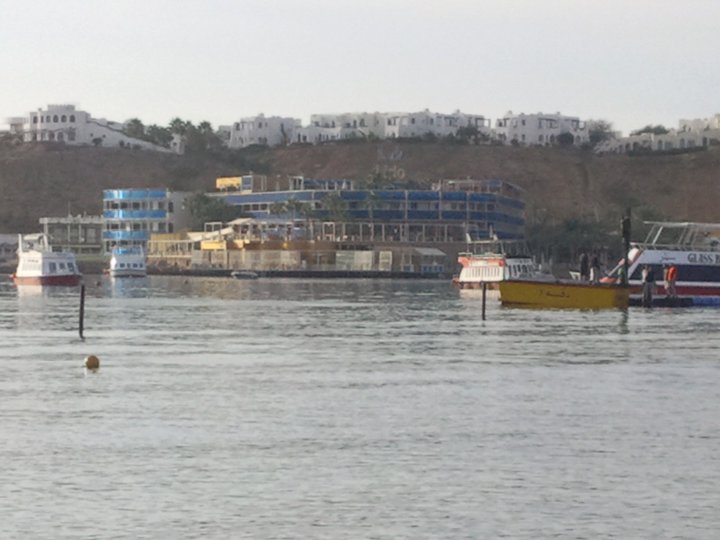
[499,279,629,309]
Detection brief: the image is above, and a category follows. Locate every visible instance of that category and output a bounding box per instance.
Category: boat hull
[231,270,259,280]
[499,279,629,309]
[110,270,147,278]
[13,274,82,287]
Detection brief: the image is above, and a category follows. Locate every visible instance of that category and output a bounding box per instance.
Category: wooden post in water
[481,282,487,320]
[79,283,85,340]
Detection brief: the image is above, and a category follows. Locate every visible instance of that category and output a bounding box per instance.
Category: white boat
[11,233,82,286]
[601,221,720,306]
[453,239,539,289]
[109,246,147,278]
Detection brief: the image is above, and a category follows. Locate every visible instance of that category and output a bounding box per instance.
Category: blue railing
[103,210,167,219]
[102,231,149,241]
[103,189,168,200]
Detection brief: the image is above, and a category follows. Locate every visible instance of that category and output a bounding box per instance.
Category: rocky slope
[1,141,719,233]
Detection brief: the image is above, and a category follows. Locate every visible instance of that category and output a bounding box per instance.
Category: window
[61,115,67,122]
[49,262,57,273]
[32,116,37,124]
[53,115,59,122]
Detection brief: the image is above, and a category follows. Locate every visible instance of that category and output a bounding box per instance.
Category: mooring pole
[79,283,85,340]
[621,211,631,287]
[482,282,487,320]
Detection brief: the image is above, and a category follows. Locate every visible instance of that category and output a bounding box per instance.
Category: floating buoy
[84,355,100,370]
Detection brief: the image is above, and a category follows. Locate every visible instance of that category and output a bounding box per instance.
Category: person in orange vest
[665,264,678,298]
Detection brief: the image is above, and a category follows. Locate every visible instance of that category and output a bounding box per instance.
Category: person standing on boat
[642,265,655,307]
[590,252,601,282]
[665,264,678,298]
[579,252,590,281]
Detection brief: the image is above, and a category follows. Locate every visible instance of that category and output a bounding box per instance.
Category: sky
[1,0,719,136]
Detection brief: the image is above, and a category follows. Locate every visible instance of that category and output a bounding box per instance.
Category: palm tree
[169,117,190,136]
[124,118,145,139]
[268,202,287,216]
[321,192,349,241]
[322,192,348,222]
[364,190,379,241]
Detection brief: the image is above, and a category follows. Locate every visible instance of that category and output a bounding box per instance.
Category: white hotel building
[494,111,589,146]
[228,109,584,149]
[6,104,182,153]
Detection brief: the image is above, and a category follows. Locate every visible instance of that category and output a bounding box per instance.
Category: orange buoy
[84,355,100,370]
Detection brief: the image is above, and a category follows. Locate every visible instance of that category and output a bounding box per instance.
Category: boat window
[49,262,57,273]
[58,262,66,270]
[67,263,76,272]
[653,264,720,282]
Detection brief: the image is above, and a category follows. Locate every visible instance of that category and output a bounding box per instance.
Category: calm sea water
[0,275,719,539]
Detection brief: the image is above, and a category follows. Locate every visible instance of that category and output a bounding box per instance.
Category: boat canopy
[639,222,720,251]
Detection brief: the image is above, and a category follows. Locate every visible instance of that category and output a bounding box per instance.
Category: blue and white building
[102,189,192,253]
[212,177,525,244]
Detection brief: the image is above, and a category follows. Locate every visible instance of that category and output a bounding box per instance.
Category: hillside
[1,140,720,234]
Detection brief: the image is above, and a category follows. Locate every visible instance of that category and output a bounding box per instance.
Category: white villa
[494,111,589,146]
[226,114,301,149]
[236,109,493,148]
[383,110,491,139]
[595,114,720,155]
[678,114,720,132]
[6,104,182,153]
[295,112,386,143]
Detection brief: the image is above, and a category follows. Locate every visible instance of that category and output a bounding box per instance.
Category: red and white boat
[453,239,539,289]
[11,234,82,286]
[601,221,720,306]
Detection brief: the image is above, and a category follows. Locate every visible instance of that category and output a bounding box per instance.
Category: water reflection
[105,276,151,298]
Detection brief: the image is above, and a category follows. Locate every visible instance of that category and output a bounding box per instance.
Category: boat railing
[633,240,720,252]
[461,239,531,257]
